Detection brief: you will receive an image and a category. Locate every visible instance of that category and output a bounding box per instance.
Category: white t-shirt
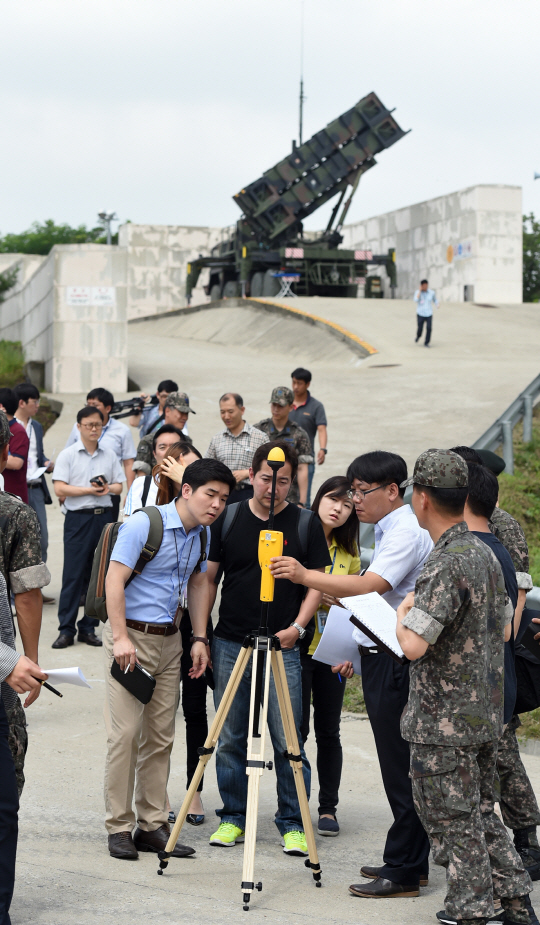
[123,475,158,517]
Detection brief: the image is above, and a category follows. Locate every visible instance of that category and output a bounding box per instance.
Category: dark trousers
[416,314,432,345]
[0,701,18,925]
[226,486,253,505]
[57,508,116,636]
[361,652,430,885]
[110,494,121,522]
[180,612,213,792]
[27,484,48,562]
[300,652,345,816]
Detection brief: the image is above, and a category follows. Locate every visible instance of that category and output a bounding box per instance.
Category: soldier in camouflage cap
[397,449,533,925]
[254,387,313,505]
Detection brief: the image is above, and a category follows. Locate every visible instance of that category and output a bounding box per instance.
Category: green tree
[523,212,540,302]
[0,267,18,303]
[0,219,118,255]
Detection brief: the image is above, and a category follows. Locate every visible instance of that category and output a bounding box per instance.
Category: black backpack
[220,502,314,564]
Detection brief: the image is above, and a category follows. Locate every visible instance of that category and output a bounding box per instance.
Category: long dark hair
[311,476,359,557]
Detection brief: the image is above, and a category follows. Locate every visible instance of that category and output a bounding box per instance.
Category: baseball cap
[0,412,10,446]
[164,391,196,414]
[400,448,468,489]
[476,449,506,476]
[271,386,294,407]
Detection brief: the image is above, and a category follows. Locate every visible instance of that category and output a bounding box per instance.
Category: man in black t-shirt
[207,441,330,856]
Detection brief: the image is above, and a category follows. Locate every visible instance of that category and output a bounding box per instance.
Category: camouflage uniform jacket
[0,491,50,595]
[132,431,193,476]
[401,521,511,747]
[253,418,314,505]
[489,506,532,591]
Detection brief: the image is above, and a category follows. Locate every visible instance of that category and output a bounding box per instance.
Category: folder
[341,592,407,665]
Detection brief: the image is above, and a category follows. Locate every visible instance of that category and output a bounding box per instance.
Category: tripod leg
[241,639,273,911]
[270,648,322,887]
[158,643,253,874]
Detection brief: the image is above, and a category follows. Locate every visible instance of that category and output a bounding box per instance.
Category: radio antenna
[299,1,305,145]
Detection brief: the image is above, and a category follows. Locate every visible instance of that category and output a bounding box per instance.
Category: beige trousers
[103,621,182,834]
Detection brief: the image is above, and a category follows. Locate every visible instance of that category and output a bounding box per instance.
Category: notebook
[311,605,362,675]
[340,592,406,665]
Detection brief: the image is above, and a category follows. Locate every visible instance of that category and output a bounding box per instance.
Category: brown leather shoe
[360,865,429,887]
[133,824,195,858]
[108,831,138,860]
[349,877,420,898]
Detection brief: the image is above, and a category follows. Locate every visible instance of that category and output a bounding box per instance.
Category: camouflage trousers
[6,697,27,797]
[410,740,532,922]
[495,716,540,831]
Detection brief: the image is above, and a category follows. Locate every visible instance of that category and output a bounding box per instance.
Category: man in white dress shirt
[270,450,432,899]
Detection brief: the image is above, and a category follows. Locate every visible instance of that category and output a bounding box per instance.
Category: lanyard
[174,531,196,611]
[329,546,337,574]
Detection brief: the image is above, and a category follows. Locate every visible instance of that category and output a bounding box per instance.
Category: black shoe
[77,632,102,647]
[514,827,540,881]
[349,877,419,898]
[436,910,505,925]
[52,633,74,649]
[133,824,195,858]
[108,831,138,860]
[186,813,205,826]
[425,343,431,347]
[318,815,339,836]
[360,864,428,887]
[415,335,420,342]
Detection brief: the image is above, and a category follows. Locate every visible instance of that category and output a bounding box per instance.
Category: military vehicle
[186,91,407,302]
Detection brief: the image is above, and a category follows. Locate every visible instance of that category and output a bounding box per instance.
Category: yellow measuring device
[257,446,285,602]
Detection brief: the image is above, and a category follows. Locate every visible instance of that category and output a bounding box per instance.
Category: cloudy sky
[1,0,539,236]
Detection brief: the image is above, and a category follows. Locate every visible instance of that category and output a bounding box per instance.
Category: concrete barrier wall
[0,245,128,393]
[342,184,522,303]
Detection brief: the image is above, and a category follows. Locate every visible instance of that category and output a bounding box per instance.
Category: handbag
[111,660,156,704]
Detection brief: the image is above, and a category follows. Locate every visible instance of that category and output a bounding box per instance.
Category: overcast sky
[1,0,539,236]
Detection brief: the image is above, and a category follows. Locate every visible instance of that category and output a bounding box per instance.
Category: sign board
[66,286,116,306]
[91,287,116,305]
[447,241,473,263]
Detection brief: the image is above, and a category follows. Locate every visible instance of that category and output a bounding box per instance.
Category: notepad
[311,606,362,675]
[340,592,406,664]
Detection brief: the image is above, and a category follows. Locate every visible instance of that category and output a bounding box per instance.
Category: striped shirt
[0,571,19,710]
[205,423,267,488]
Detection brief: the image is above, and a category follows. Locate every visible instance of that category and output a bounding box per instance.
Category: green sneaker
[281,830,308,856]
[209,823,245,847]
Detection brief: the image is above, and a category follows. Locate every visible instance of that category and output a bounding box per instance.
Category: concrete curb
[128,296,377,359]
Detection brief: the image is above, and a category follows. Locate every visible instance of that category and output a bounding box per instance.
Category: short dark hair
[420,279,428,285]
[465,463,498,520]
[87,387,114,409]
[77,405,104,424]
[157,379,178,393]
[0,388,18,416]
[347,451,408,499]
[291,367,311,383]
[251,440,298,480]
[181,458,236,494]
[311,476,358,557]
[449,445,483,465]
[152,424,186,450]
[418,484,468,515]
[14,383,40,402]
[220,392,243,408]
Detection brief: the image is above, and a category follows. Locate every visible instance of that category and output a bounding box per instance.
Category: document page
[312,606,362,675]
[41,667,92,688]
[340,592,405,661]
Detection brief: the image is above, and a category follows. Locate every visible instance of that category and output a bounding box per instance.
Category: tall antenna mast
[299,1,305,145]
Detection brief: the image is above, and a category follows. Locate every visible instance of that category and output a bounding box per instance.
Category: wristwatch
[321,448,328,455]
[290,622,306,639]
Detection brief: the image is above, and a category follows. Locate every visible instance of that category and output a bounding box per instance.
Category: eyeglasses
[351,484,388,501]
[81,422,102,430]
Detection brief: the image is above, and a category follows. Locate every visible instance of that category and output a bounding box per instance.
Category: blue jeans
[307,463,315,508]
[212,636,310,836]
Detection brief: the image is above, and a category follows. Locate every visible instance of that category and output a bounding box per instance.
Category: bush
[0,341,24,387]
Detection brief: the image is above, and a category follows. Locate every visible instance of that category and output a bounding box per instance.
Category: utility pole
[299,1,305,145]
[98,209,118,245]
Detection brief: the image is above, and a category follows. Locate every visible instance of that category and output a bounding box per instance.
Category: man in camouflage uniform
[451,446,540,880]
[132,392,193,477]
[254,387,313,506]
[396,449,532,925]
[0,411,51,794]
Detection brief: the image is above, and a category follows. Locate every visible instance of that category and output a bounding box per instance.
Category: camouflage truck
[186,91,407,302]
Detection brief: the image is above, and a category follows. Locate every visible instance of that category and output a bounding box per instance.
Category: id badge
[316,609,328,635]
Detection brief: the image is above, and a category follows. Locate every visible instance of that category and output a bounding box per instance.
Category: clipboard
[348,614,407,665]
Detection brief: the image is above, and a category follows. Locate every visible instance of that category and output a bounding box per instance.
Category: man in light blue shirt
[414,279,439,348]
[103,458,236,861]
[128,379,180,439]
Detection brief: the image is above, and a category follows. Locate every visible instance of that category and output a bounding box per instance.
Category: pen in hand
[33,677,63,698]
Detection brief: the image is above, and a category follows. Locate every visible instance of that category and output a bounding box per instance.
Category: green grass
[342,674,366,713]
[497,406,540,586]
[518,709,540,742]
[0,340,24,388]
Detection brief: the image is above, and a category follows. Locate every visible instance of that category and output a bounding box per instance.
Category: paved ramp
[128,297,540,491]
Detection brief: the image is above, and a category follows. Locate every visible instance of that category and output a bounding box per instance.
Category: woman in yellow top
[301,475,360,838]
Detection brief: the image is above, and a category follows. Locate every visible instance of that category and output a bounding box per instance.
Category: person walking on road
[289,368,327,508]
[414,279,439,347]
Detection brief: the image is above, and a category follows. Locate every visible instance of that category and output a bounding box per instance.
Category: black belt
[69,507,108,515]
[27,480,44,488]
[358,645,381,656]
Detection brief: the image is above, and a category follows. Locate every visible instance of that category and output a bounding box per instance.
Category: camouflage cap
[401,448,468,489]
[0,411,10,447]
[271,386,294,407]
[164,391,196,414]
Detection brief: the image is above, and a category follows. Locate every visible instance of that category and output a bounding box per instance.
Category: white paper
[312,606,362,675]
[42,667,92,689]
[27,465,47,481]
[340,592,404,660]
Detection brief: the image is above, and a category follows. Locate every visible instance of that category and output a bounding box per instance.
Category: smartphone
[90,474,107,487]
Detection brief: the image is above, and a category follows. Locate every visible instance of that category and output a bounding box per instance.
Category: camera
[110,395,159,420]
